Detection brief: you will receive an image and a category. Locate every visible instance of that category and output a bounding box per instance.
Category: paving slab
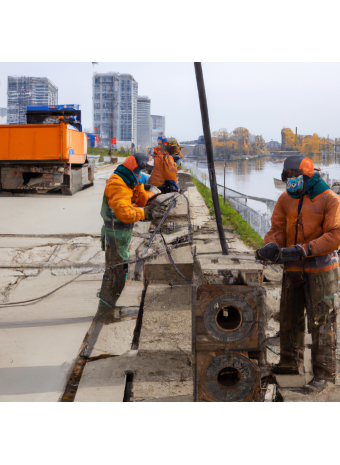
[139,284,192,354]
[0,321,92,402]
[89,319,137,358]
[74,352,193,402]
[0,274,100,401]
[75,360,126,402]
[115,280,144,307]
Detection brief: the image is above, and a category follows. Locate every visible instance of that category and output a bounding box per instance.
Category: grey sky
[1,62,340,142]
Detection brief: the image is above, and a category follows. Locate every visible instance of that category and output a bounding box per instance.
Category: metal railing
[189,166,272,238]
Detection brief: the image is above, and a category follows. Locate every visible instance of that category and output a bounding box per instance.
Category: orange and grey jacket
[264,176,340,273]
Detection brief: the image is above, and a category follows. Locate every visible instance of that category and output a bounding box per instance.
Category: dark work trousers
[99,230,127,307]
[280,270,337,378]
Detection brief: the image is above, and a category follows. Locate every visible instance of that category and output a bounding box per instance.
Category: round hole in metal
[215,305,242,331]
[217,367,240,388]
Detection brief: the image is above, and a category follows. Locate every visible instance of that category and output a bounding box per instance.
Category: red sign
[112,138,117,144]
[94,127,97,130]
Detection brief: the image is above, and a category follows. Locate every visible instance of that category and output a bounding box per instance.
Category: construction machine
[0,105,94,195]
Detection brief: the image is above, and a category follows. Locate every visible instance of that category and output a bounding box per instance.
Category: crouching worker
[100,153,151,305]
[256,156,340,379]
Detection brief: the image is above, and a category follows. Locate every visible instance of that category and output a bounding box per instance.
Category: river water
[185,152,340,215]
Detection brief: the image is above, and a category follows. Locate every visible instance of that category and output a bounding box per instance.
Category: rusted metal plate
[196,285,264,352]
[196,350,261,402]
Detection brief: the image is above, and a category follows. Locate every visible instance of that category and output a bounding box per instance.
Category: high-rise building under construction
[93,72,138,147]
[137,96,151,148]
[7,76,58,125]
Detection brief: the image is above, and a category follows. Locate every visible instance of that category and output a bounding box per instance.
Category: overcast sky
[1,62,340,142]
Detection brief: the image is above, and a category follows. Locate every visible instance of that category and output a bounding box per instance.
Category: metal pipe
[194,62,228,255]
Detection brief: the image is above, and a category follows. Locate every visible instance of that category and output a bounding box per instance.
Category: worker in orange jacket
[256,156,340,378]
[100,153,151,304]
[149,139,183,192]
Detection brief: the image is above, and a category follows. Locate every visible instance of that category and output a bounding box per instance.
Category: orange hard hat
[299,157,314,178]
[122,156,138,172]
[282,156,314,181]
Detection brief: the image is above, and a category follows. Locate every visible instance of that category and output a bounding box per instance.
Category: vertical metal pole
[194,62,228,255]
[223,154,226,205]
[295,127,297,150]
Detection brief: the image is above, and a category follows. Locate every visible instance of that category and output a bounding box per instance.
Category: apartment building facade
[137,96,151,148]
[7,76,58,124]
[93,72,138,147]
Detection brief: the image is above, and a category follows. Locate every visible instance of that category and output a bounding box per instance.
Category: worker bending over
[100,153,150,304]
[149,139,183,193]
[256,156,340,379]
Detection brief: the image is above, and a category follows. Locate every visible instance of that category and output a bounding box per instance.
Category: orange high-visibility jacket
[264,189,340,259]
[105,174,145,224]
[149,151,178,186]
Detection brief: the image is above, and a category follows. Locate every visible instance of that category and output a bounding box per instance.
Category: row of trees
[211,128,269,158]
[281,128,334,155]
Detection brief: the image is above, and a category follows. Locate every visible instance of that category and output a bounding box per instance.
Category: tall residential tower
[93,72,138,147]
[137,96,151,148]
[7,76,58,124]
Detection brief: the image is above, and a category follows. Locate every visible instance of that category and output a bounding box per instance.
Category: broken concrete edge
[58,305,100,402]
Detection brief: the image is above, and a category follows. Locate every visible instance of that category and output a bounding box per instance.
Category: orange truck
[0,105,94,195]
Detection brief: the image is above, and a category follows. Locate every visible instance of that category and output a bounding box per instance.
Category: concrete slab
[278,384,340,402]
[144,245,193,283]
[3,270,73,304]
[75,359,126,402]
[131,353,193,402]
[168,195,188,217]
[0,274,102,325]
[0,273,100,401]
[74,351,193,402]
[115,280,144,308]
[275,373,313,388]
[0,321,92,401]
[187,186,210,227]
[139,284,192,354]
[89,319,137,358]
[0,179,106,235]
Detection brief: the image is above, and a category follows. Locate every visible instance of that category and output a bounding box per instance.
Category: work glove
[255,242,280,262]
[256,243,307,264]
[278,245,307,262]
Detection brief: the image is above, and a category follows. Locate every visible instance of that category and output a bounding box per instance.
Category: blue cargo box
[27,104,80,112]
